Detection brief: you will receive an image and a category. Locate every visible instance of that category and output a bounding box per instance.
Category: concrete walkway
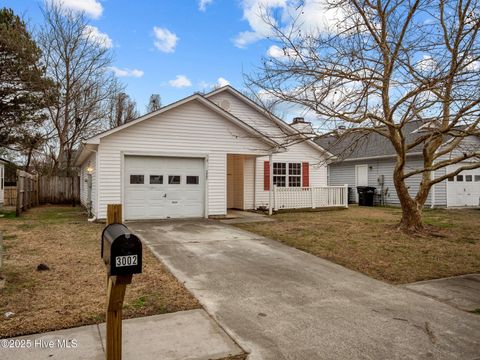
[0,310,242,360]
[404,274,480,311]
[130,219,480,360]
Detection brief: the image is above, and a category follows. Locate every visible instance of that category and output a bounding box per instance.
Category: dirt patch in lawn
[0,205,200,338]
[234,206,480,284]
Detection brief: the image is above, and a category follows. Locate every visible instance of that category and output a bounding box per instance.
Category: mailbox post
[102,204,142,360]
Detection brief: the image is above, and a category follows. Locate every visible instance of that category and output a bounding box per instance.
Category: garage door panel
[447,164,480,207]
[124,156,205,219]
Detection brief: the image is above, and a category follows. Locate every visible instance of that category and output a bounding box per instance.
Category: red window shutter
[302,162,310,187]
[264,161,270,191]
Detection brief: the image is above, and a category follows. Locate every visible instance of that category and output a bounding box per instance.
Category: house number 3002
[115,255,138,267]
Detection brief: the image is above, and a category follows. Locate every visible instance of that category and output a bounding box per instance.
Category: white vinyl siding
[328,156,447,206]
[208,92,287,139]
[95,100,271,219]
[254,143,328,208]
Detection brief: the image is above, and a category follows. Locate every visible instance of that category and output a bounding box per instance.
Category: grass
[234,206,480,284]
[0,205,200,338]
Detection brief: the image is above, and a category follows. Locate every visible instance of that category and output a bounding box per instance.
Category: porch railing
[273,185,349,210]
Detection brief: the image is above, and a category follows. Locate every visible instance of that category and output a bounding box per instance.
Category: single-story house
[75,86,331,220]
[316,121,480,207]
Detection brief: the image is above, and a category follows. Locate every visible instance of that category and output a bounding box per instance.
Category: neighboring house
[316,121,480,207]
[0,159,5,207]
[75,86,330,220]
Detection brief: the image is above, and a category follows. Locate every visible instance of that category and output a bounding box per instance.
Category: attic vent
[218,99,231,111]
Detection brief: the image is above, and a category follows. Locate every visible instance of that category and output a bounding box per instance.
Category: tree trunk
[393,163,425,232]
[25,147,33,172]
[398,197,424,232]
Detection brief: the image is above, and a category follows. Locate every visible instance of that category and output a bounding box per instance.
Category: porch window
[273,162,302,187]
[288,163,301,187]
[273,162,286,187]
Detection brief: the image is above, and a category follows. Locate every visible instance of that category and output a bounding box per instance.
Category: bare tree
[108,92,139,128]
[146,93,161,113]
[38,4,118,177]
[247,0,480,232]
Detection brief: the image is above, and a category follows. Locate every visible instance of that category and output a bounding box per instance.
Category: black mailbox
[101,224,142,276]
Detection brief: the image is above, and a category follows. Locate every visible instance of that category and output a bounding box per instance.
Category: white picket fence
[273,185,349,210]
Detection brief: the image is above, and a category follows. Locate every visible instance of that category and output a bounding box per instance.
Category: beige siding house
[75,86,330,220]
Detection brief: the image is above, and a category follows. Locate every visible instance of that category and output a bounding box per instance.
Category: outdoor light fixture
[87,162,94,174]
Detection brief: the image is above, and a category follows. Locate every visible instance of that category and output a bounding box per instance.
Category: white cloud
[216,77,230,87]
[417,55,437,72]
[267,44,298,60]
[199,0,213,11]
[83,25,113,48]
[169,75,192,88]
[153,27,179,53]
[47,0,103,18]
[109,67,144,78]
[463,55,480,72]
[234,0,346,48]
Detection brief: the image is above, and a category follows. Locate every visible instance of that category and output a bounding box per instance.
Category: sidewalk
[0,309,243,360]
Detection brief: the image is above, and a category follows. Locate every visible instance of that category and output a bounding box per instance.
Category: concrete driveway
[129,220,480,360]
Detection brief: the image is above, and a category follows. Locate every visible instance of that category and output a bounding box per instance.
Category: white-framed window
[288,163,301,187]
[273,162,302,187]
[273,162,286,187]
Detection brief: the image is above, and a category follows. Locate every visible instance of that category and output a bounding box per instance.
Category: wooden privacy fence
[38,176,80,204]
[4,186,17,206]
[16,170,39,216]
[273,185,349,211]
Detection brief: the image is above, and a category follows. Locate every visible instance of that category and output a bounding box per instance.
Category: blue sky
[3,0,287,113]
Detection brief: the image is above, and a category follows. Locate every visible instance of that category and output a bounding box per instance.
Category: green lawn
[234,206,480,284]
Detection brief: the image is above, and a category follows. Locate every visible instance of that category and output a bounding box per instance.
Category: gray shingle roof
[315,120,426,160]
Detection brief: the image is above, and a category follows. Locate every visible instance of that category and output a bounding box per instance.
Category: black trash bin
[357,186,376,206]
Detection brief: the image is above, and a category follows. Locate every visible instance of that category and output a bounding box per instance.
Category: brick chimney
[290,117,315,134]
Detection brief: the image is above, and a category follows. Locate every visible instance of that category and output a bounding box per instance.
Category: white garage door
[447,164,480,207]
[124,156,205,220]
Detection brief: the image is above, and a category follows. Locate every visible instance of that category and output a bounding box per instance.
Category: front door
[355,164,369,202]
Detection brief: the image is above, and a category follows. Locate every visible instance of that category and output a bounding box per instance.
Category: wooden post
[107,204,122,225]
[105,204,130,360]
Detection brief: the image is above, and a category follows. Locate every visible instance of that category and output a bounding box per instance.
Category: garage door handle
[163,194,167,198]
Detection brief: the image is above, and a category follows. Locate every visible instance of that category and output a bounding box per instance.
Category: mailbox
[101,224,142,276]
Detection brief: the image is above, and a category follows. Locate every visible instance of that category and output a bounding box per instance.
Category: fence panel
[274,185,348,211]
[4,186,17,206]
[38,176,80,204]
[16,170,38,216]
